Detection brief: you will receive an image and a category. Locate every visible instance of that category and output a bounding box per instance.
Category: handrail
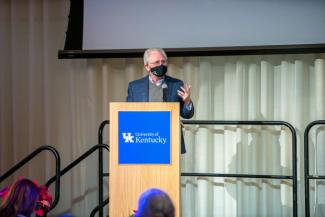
[94,119,298,217]
[304,120,325,217]
[182,120,298,217]
[45,144,109,217]
[45,144,109,187]
[90,197,110,217]
[181,173,292,179]
[0,145,61,210]
[97,120,109,217]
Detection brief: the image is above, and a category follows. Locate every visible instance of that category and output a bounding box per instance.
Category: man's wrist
[184,100,193,110]
[184,98,191,105]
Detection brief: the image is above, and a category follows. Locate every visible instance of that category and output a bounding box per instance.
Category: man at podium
[126,48,194,153]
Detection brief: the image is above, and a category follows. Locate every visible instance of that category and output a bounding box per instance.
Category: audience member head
[0,178,40,217]
[135,188,175,217]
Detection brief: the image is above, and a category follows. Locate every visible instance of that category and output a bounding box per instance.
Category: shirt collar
[148,75,165,86]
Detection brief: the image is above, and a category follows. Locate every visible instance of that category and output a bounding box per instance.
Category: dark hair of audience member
[0,178,40,217]
[136,188,175,217]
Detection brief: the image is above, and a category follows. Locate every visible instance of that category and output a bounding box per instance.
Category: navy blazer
[126,75,194,153]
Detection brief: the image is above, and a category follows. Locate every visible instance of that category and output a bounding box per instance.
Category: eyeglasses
[148,60,167,66]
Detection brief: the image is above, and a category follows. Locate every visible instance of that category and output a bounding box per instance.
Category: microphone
[162,83,168,102]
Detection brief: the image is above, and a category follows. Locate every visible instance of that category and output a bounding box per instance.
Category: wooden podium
[109,102,180,217]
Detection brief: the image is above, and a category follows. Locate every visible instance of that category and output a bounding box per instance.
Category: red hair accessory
[35,185,53,216]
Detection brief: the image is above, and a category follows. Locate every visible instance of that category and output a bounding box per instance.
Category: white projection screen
[58,0,325,58]
[83,0,325,50]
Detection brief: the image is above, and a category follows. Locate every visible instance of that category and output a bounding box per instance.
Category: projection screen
[60,0,325,58]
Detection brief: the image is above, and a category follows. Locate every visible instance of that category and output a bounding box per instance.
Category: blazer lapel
[143,75,149,102]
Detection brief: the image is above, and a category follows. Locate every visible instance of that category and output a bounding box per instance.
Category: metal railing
[90,197,110,217]
[94,120,298,217]
[45,144,109,216]
[304,120,325,217]
[97,120,109,217]
[0,145,61,211]
[45,144,109,187]
[182,120,298,217]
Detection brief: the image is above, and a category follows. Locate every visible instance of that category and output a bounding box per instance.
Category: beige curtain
[178,55,325,217]
[0,1,325,216]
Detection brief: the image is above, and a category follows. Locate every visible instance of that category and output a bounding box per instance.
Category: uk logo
[122,132,134,143]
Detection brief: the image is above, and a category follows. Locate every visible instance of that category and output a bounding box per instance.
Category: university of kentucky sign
[118,111,171,164]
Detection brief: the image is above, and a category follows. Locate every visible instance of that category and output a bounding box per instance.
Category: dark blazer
[126,75,194,153]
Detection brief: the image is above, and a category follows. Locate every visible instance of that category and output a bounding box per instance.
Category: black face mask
[150,65,167,77]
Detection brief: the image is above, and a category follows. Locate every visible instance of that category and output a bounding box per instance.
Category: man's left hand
[177,84,192,105]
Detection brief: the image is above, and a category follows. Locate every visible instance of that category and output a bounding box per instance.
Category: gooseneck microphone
[162,83,168,102]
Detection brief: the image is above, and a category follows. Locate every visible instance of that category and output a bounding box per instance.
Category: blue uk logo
[122,132,134,143]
